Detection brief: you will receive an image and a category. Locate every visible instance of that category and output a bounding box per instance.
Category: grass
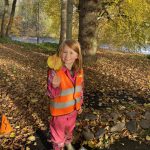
[146,55,150,60]
[0,37,58,54]
[0,37,150,59]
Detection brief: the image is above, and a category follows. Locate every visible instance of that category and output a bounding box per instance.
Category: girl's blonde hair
[58,40,82,72]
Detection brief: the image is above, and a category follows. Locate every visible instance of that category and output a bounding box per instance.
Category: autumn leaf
[27,135,36,142]
[146,136,150,141]
[10,132,16,138]
[47,54,62,70]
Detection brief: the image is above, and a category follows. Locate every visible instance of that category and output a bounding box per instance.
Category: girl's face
[61,45,78,69]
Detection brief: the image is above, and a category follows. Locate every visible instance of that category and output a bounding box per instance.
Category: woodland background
[0,0,150,150]
[0,0,150,55]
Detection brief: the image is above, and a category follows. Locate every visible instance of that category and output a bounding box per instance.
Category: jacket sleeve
[47,69,61,98]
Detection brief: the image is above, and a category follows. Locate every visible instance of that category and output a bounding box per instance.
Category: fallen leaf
[28,135,36,142]
[10,132,16,138]
[146,135,150,141]
[31,98,38,103]
[144,103,150,107]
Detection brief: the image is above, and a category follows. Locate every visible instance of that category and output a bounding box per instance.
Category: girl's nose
[66,53,70,58]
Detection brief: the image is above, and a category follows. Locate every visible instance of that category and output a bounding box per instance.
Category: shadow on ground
[26,130,150,150]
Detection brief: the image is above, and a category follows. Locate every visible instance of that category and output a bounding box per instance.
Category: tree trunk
[0,0,9,37]
[59,0,67,44]
[36,2,40,44]
[78,0,100,57]
[6,0,17,37]
[66,0,73,39]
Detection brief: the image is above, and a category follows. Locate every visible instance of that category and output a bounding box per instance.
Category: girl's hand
[52,74,60,88]
[78,107,83,114]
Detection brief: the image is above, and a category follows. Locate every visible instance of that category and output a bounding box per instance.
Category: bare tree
[36,1,40,44]
[6,0,17,36]
[59,0,67,44]
[66,0,73,39]
[0,0,9,37]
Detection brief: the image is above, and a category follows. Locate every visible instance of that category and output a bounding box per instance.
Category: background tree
[41,0,60,38]
[0,0,149,54]
[59,0,67,44]
[35,1,40,43]
[0,0,9,37]
[6,0,17,36]
[66,0,73,39]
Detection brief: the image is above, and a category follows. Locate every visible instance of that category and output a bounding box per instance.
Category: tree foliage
[98,0,150,51]
[40,0,60,37]
[0,0,149,52]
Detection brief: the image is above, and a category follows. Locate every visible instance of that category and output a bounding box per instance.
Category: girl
[47,40,84,150]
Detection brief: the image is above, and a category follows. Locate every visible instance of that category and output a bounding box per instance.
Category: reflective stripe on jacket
[50,68,83,116]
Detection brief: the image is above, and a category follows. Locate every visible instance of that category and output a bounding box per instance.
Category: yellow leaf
[10,132,15,138]
[31,98,38,103]
[146,136,150,141]
[26,147,30,150]
[15,126,20,129]
[28,135,36,142]
[93,111,98,115]
[105,134,109,140]
[76,122,80,126]
[144,103,150,107]
[88,140,95,148]
[47,54,62,70]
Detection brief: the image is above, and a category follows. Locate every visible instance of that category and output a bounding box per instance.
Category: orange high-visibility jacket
[50,68,83,116]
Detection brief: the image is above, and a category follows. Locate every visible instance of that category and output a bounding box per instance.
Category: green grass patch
[0,37,58,54]
[146,54,150,60]
[0,37,12,43]
[129,54,147,60]
[37,42,58,53]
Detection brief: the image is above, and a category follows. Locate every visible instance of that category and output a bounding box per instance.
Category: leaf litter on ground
[0,43,150,149]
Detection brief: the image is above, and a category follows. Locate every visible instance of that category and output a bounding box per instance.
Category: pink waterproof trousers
[49,110,77,150]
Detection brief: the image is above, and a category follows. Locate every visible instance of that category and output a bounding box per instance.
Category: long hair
[58,40,82,72]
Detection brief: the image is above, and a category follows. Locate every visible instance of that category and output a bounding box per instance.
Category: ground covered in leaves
[0,42,150,150]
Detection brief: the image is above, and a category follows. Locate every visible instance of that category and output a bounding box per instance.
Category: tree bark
[36,1,40,44]
[66,0,73,39]
[6,0,17,37]
[59,0,67,44]
[0,0,9,37]
[78,0,100,57]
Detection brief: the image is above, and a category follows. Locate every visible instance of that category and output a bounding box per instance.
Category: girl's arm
[47,69,61,98]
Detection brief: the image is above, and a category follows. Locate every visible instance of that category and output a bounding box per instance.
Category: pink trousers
[49,110,77,150]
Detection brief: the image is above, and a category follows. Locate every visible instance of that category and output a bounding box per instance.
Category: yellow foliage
[47,54,62,70]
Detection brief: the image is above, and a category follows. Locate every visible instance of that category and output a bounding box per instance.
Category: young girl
[47,40,84,150]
